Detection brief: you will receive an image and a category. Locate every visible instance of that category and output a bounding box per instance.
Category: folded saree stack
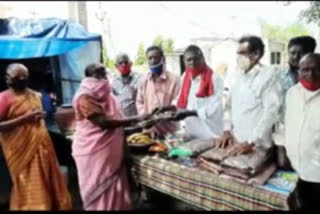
[198,146,276,185]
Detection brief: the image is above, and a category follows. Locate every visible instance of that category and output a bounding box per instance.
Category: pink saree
[72,77,131,210]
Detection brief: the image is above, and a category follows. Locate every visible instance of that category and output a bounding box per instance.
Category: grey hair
[6,63,28,75]
[115,53,130,62]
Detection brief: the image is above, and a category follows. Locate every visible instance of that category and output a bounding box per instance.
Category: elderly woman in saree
[72,63,156,210]
[0,63,72,210]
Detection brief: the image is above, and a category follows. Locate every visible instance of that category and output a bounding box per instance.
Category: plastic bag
[222,146,273,175]
[199,146,275,176]
[199,148,230,163]
[168,148,193,158]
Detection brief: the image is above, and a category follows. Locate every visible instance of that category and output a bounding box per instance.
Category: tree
[152,35,174,54]
[300,2,320,25]
[134,42,147,65]
[260,20,312,62]
[102,44,115,69]
[163,38,174,54]
[261,21,311,44]
[134,36,175,65]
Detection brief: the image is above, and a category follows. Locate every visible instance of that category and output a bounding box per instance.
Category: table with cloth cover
[131,154,297,211]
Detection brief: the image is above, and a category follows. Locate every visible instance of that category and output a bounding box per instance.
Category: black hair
[239,35,265,57]
[84,63,97,77]
[288,36,317,53]
[184,45,204,59]
[145,45,164,57]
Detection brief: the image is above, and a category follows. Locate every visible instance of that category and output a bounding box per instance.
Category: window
[271,52,281,65]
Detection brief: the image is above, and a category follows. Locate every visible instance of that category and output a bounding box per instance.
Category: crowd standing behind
[0,34,319,211]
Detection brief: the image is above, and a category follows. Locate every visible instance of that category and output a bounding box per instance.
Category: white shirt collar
[297,83,320,102]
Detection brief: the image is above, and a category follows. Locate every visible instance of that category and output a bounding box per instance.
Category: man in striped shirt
[112,53,141,117]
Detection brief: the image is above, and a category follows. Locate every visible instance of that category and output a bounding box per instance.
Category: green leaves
[134,35,175,66]
[102,44,115,69]
[261,22,311,44]
[134,42,147,66]
[300,2,320,25]
[152,35,174,54]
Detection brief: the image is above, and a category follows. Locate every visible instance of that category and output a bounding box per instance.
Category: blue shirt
[280,67,298,98]
[41,90,60,133]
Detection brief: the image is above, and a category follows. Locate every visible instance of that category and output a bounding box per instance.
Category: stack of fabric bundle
[198,145,277,185]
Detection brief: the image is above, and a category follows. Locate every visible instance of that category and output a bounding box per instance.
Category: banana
[142,130,151,137]
[134,135,150,142]
[127,132,152,145]
[127,133,145,142]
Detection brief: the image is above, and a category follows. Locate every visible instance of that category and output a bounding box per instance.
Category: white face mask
[236,55,251,71]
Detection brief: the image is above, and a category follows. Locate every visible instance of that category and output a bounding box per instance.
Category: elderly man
[273,36,316,168]
[136,46,180,137]
[0,63,72,210]
[112,53,141,117]
[176,45,224,140]
[285,53,320,210]
[280,36,317,95]
[215,35,282,155]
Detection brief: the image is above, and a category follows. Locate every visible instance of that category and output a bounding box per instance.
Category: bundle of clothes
[168,138,277,186]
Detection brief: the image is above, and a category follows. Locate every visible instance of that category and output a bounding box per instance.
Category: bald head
[300,53,320,65]
[298,53,320,82]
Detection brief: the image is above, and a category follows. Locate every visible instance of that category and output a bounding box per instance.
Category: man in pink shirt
[136,46,181,137]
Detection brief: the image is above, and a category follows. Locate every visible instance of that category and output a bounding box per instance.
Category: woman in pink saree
[72,63,153,210]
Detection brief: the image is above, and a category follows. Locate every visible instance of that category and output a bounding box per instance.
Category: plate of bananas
[126,131,156,149]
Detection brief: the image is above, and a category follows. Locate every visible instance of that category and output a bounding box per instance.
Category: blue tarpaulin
[0,18,102,104]
[0,18,101,59]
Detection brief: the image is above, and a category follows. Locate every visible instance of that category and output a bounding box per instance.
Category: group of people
[0,34,319,211]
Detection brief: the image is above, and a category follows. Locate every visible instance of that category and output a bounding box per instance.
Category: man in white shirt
[273,36,317,169]
[175,45,224,140]
[285,53,320,210]
[215,35,282,155]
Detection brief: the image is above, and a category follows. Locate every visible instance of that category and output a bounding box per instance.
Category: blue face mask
[149,61,163,74]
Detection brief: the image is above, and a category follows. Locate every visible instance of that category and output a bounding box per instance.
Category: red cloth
[299,78,320,91]
[177,65,214,109]
[117,64,131,76]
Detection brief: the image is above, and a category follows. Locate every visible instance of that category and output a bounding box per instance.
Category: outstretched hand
[170,109,197,121]
[151,105,178,115]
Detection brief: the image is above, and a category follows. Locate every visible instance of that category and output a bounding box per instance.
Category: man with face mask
[281,36,317,95]
[273,36,316,169]
[284,53,320,210]
[0,63,72,210]
[112,53,141,117]
[215,35,282,156]
[136,46,181,137]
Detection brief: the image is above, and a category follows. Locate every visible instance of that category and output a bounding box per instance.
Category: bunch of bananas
[127,132,153,145]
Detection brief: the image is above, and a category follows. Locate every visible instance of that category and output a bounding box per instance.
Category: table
[131,155,296,211]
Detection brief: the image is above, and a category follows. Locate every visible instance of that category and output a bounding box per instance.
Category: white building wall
[166,54,182,77]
